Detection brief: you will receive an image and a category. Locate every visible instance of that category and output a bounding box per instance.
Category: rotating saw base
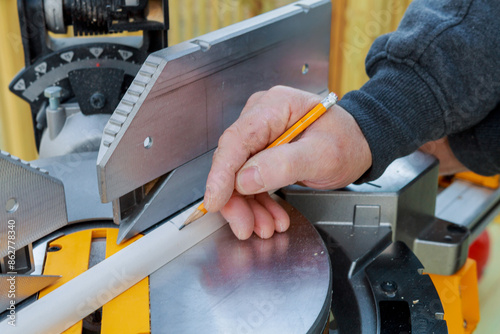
[13,199,332,334]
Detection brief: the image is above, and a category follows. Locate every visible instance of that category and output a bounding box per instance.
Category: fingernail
[228,221,243,240]
[204,185,212,209]
[238,166,265,193]
[279,221,285,233]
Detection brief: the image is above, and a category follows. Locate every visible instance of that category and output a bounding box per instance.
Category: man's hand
[204,86,372,240]
[419,137,468,175]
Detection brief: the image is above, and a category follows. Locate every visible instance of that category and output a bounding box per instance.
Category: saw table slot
[88,232,107,269]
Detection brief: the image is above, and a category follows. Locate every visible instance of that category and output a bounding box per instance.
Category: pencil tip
[182,209,206,228]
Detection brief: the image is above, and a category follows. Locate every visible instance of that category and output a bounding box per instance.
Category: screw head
[381,281,398,297]
[44,86,62,98]
[90,92,106,110]
[47,245,62,252]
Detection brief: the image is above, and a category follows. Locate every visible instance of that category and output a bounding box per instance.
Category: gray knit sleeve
[338,0,500,181]
[448,107,500,176]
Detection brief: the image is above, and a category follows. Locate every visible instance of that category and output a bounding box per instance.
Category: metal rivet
[144,137,153,149]
[6,198,18,213]
[381,281,398,297]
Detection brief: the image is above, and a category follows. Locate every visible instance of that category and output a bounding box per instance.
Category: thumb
[234,140,317,194]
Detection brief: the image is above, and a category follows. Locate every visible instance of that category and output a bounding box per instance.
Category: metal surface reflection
[150,201,331,333]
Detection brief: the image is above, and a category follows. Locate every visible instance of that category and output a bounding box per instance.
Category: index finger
[204,86,321,211]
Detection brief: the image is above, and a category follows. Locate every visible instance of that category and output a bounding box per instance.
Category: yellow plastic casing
[455,172,500,190]
[428,259,480,334]
[39,228,150,334]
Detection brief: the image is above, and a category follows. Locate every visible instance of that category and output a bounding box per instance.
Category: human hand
[204,86,372,240]
[419,137,468,175]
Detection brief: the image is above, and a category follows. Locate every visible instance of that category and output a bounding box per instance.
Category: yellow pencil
[183,92,338,227]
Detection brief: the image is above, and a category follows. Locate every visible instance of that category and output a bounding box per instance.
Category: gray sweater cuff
[338,60,445,183]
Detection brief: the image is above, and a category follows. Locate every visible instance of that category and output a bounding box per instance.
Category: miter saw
[1,0,499,333]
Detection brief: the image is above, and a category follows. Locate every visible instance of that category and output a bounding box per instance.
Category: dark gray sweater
[338,0,500,181]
